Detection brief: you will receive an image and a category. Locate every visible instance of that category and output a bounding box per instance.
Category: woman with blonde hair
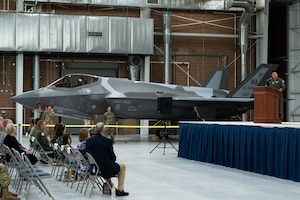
[4,123,38,165]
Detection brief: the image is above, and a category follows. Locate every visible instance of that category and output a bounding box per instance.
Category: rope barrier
[14,124,179,129]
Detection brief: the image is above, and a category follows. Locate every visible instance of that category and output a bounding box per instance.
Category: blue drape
[178,123,300,182]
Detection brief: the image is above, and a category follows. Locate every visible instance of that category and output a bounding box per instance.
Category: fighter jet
[12,64,277,120]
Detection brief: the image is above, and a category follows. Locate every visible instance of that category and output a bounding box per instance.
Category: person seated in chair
[31,120,53,163]
[0,163,20,200]
[32,120,53,152]
[86,122,129,197]
[76,128,91,172]
[4,123,38,165]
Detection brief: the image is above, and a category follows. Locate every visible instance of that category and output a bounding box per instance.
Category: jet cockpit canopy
[47,74,99,88]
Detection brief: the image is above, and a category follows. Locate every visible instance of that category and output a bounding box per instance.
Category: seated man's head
[95,122,106,135]
[37,120,47,130]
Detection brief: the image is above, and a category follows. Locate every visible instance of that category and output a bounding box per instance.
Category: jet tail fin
[202,67,231,90]
[226,63,278,98]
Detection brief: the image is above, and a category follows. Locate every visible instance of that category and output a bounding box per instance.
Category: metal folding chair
[72,150,90,192]
[51,143,65,177]
[2,144,22,189]
[11,148,54,200]
[29,136,53,164]
[84,152,108,198]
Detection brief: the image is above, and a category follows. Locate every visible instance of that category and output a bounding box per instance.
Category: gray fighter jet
[12,64,277,120]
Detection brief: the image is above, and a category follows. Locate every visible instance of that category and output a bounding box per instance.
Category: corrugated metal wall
[288,2,300,121]
[23,0,233,10]
[0,13,153,54]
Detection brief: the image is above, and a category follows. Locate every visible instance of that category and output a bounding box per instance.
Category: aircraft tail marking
[226,63,278,98]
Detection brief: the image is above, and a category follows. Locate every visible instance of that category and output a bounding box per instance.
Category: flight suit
[269,78,286,121]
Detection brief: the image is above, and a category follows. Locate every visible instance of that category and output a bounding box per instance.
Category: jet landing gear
[194,106,206,121]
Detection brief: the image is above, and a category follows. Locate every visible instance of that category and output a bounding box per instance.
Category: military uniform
[269,77,286,121]
[103,111,115,141]
[0,164,10,188]
[0,163,20,200]
[41,111,55,138]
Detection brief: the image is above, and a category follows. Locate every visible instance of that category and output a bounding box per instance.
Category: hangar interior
[0,0,299,133]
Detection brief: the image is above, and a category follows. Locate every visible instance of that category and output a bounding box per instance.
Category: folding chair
[84,152,108,198]
[29,136,53,164]
[53,144,69,181]
[2,145,22,189]
[72,150,90,191]
[11,148,54,200]
[61,147,80,186]
[51,143,65,177]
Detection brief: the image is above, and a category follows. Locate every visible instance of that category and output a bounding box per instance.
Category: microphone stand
[150,114,178,155]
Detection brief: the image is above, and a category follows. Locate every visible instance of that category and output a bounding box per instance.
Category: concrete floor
[11,134,300,200]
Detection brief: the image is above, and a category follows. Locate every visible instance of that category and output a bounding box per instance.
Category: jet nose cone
[11,89,40,109]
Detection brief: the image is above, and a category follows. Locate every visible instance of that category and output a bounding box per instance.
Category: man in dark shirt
[86,122,129,197]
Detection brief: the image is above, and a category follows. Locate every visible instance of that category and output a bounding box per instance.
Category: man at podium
[267,71,286,121]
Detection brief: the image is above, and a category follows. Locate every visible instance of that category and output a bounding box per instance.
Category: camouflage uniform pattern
[269,78,286,121]
[41,111,55,137]
[0,163,10,187]
[103,111,115,140]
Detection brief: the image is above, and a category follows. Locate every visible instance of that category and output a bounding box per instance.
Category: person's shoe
[116,189,129,197]
[1,186,20,200]
[40,160,48,164]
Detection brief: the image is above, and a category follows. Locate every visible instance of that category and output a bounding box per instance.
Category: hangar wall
[0,0,257,124]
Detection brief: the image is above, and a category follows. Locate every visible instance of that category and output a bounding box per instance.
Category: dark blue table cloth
[178,123,300,182]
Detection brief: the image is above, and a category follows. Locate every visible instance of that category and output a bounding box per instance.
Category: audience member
[32,120,52,152]
[86,122,129,197]
[4,123,37,165]
[50,123,66,145]
[29,118,40,141]
[27,118,34,136]
[0,119,13,147]
[76,128,90,171]
[62,134,72,147]
[0,118,4,157]
[0,163,20,200]
[0,117,4,133]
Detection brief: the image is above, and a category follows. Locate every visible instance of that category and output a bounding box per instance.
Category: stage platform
[178,121,300,182]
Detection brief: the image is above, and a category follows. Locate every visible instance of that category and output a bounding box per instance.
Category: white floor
[11,134,300,200]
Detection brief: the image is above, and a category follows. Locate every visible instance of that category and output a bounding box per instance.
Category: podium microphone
[264,77,273,86]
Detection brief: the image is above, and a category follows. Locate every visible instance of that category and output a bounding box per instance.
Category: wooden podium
[253,86,280,123]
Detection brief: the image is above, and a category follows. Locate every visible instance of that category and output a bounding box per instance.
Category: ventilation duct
[128,55,143,81]
[25,0,234,11]
[232,1,254,81]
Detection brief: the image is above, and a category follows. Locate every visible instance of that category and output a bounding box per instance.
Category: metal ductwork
[26,0,234,11]
[158,1,254,85]
[163,11,172,84]
[232,1,254,121]
[0,13,153,55]
[107,0,234,10]
[128,55,143,81]
[232,1,254,81]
